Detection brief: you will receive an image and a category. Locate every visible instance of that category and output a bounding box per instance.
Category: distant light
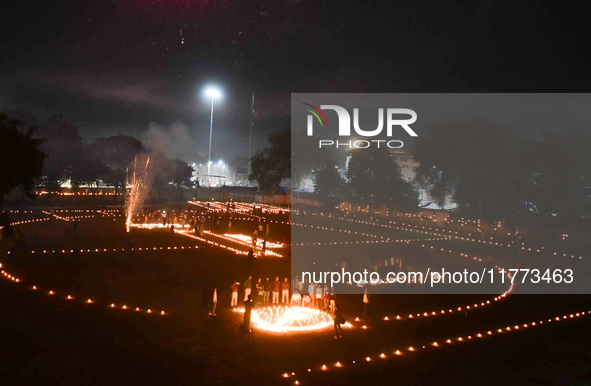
[205,88,221,98]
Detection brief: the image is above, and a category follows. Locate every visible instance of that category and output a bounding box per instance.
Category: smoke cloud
[143,122,202,163]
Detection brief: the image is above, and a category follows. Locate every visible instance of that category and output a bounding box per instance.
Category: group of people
[290,276,338,315]
[230,275,346,339]
[201,275,292,318]
[230,275,292,307]
[224,275,342,316]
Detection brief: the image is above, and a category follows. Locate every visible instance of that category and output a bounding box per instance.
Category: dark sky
[1,0,589,164]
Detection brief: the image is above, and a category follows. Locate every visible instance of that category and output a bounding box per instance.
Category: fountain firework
[125,156,150,232]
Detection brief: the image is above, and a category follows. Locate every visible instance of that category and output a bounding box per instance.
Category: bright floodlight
[206,88,221,98]
[218,160,224,165]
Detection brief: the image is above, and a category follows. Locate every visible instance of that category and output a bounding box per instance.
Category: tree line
[250,125,591,225]
[412,122,591,223]
[0,113,195,206]
[249,127,419,211]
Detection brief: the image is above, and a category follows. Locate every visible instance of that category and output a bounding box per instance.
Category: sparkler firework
[125,156,150,232]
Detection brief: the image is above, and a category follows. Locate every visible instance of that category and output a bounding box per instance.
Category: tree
[0,114,47,206]
[413,122,521,221]
[291,130,333,189]
[72,149,109,189]
[147,154,194,200]
[171,159,195,199]
[171,160,194,189]
[347,146,418,210]
[249,128,290,191]
[149,153,174,199]
[89,135,146,192]
[313,159,345,209]
[36,115,84,191]
[520,135,591,219]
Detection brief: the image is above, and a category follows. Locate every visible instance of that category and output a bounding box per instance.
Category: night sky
[1,0,589,164]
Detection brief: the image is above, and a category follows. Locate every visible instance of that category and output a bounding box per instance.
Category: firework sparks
[234,306,351,333]
[125,156,150,232]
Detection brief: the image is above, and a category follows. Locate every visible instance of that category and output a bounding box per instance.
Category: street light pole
[208,95,214,185]
[205,87,221,186]
[248,91,254,177]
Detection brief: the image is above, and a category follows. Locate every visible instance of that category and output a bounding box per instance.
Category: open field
[1,205,591,385]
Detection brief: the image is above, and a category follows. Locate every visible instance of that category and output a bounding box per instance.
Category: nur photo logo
[303,103,418,148]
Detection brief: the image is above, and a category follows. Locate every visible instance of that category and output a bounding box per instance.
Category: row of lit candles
[282,309,589,385]
[1,261,166,315]
[315,212,584,260]
[37,192,123,196]
[6,245,200,256]
[0,217,50,230]
[334,208,584,260]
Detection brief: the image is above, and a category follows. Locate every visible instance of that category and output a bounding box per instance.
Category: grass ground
[1,209,590,385]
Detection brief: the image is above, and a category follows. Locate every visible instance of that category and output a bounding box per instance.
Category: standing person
[330,290,337,316]
[301,279,308,306]
[256,278,264,305]
[323,285,330,310]
[281,277,290,304]
[244,275,252,302]
[292,275,300,293]
[316,284,323,310]
[363,287,370,317]
[271,276,281,304]
[211,285,218,316]
[308,281,316,307]
[247,247,254,268]
[261,239,267,256]
[231,281,240,307]
[334,304,344,339]
[263,277,271,304]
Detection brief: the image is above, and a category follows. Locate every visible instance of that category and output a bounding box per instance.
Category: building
[389,149,420,182]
